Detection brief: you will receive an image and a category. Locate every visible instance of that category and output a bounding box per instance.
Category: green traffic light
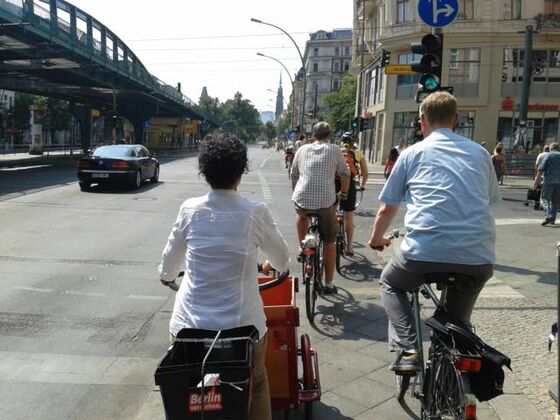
[420,74,440,92]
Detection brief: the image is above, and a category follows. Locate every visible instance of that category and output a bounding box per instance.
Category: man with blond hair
[368,92,501,372]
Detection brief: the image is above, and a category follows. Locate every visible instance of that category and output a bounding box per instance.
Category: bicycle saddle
[424,272,474,290]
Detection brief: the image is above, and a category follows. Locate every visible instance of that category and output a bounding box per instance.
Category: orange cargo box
[258,276,300,411]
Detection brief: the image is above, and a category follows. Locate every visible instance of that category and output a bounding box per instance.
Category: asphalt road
[0,146,556,419]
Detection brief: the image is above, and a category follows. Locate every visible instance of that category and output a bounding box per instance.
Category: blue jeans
[541,183,560,222]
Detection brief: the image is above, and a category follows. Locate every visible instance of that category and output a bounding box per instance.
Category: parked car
[77,144,159,191]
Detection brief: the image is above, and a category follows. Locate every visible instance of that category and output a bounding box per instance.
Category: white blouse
[158,189,290,339]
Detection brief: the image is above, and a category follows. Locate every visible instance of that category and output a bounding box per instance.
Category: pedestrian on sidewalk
[535,142,560,226]
[368,92,500,372]
[492,145,507,185]
[384,147,399,180]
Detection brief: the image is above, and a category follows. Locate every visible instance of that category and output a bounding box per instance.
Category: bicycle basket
[427,310,511,402]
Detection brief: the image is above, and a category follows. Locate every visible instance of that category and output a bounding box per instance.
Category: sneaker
[322,284,337,295]
[542,218,552,226]
[390,351,422,373]
[345,247,354,257]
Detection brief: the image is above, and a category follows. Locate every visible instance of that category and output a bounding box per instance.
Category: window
[502,48,560,97]
[455,111,476,139]
[367,68,378,106]
[313,48,319,57]
[450,49,459,70]
[545,0,560,14]
[396,0,411,23]
[335,47,340,56]
[396,54,421,99]
[344,61,350,72]
[457,0,474,20]
[313,62,318,72]
[448,48,481,97]
[333,79,339,91]
[504,0,522,19]
[344,46,350,56]
[392,111,418,145]
[334,61,340,72]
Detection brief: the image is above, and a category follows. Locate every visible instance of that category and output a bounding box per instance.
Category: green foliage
[34,97,71,132]
[323,75,357,134]
[221,92,263,142]
[264,121,276,140]
[10,93,34,130]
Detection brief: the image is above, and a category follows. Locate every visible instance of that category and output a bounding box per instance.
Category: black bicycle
[301,215,324,322]
[335,208,346,274]
[395,273,511,419]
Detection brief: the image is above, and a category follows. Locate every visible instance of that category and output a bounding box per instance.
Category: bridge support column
[72,104,92,153]
[130,118,146,144]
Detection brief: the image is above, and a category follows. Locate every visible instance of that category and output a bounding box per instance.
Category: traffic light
[351,117,361,131]
[380,49,391,67]
[410,33,443,93]
[412,116,423,142]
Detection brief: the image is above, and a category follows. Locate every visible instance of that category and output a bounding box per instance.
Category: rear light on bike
[112,161,130,168]
[465,394,477,419]
[455,357,482,372]
[336,215,344,222]
[303,248,315,256]
[305,264,313,274]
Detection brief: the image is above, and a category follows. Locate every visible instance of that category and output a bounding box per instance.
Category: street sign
[384,65,416,75]
[418,0,458,27]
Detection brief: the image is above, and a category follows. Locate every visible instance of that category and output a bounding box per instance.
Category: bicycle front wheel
[304,259,316,322]
[422,351,472,420]
[335,235,343,273]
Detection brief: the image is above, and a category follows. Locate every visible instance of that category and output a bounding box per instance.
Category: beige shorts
[294,203,338,243]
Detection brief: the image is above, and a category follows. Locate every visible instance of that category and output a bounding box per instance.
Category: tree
[8,93,34,143]
[323,76,357,134]
[221,92,262,142]
[198,95,224,137]
[264,121,276,141]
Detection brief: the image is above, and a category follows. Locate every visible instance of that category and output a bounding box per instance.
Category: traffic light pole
[355,0,366,125]
[519,25,534,128]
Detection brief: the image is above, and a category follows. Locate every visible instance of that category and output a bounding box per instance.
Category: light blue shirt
[379,129,500,265]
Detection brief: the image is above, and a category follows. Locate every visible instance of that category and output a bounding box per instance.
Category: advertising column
[29,105,46,155]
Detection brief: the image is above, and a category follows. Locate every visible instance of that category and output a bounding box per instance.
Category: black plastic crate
[155,326,259,420]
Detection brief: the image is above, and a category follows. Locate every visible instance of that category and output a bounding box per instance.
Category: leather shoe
[542,218,552,226]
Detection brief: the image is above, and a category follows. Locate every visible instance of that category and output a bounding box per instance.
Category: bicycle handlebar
[370,228,401,251]
[162,269,290,292]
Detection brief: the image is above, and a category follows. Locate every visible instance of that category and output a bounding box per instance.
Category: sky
[68,0,353,114]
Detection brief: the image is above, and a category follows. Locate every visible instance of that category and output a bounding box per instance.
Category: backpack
[343,149,359,178]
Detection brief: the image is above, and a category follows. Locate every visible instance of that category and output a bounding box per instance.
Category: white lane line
[256,170,273,202]
[495,218,542,226]
[260,157,269,169]
[127,295,168,301]
[62,290,105,297]
[13,286,54,293]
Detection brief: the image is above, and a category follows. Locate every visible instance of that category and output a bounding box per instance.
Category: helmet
[341,131,355,142]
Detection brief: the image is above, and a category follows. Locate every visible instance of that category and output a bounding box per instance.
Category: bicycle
[354,176,364,208]
[335,208,346,274]
[393,272,513,420]
[301,215,324,323]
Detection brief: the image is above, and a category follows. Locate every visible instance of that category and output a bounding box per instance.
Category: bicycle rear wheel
[396,373,411,402]
[304,259,316,323]
[422,350,471,420]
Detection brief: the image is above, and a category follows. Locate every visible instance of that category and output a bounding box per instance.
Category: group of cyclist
[157,91,500,418]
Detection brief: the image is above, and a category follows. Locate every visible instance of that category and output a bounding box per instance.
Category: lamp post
[251,18,306,134]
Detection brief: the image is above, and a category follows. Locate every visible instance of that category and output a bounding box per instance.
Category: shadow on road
[338,251,381,282]
[494,263,557,285]
[83,181,162,194]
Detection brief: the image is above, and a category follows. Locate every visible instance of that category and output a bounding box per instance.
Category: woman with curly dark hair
[158,133,289,420]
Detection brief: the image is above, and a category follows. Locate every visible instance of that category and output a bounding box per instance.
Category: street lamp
[251,18,306,134]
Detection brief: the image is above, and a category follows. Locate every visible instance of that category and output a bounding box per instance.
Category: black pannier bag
[427,310,512,402]
[155,325,259,420]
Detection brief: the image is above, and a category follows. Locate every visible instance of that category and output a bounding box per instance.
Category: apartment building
[293,29,353,132]
[352,0,560,163]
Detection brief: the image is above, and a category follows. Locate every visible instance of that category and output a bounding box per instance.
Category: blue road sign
[418,0,458,27]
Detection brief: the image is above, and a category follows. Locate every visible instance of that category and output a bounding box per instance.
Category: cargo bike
[155,271,321,420]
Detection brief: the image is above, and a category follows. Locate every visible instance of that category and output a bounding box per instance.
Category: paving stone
[331,377,394,410]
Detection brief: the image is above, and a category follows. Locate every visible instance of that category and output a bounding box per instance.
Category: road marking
[495,218,542,226]
[256,170,273,202]
[13,286,53,293]
[260,157,269,169]
[127,295,168,301]
[62,290,105,297]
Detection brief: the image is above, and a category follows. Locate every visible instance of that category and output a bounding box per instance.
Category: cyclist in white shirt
[158,134,289,420]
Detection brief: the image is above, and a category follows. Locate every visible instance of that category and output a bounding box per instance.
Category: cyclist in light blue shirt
[368,92,500,372]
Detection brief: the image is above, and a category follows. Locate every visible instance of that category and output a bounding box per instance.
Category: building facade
[352,0,560,163]
[294,29,353,132]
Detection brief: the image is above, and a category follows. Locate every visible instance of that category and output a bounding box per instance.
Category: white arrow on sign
[431,0,454,24]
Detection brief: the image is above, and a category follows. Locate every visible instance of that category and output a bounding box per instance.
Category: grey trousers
[541,183,560,222]
[380,250,493,352]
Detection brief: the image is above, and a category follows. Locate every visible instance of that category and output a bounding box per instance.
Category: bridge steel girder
[0,0,219,127]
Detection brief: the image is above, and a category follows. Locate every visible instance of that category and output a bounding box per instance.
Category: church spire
[275,73,284,121]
